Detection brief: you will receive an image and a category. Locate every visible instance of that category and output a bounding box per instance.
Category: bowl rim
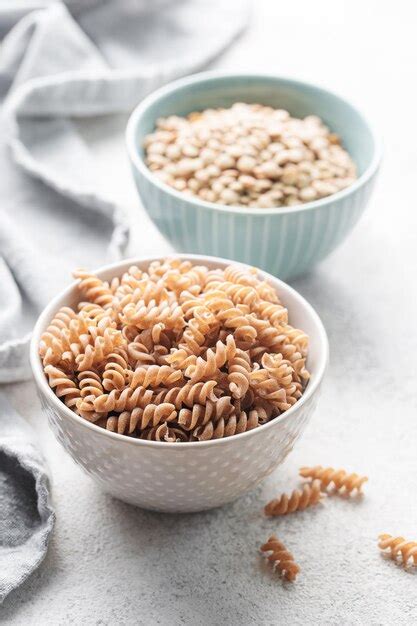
[30,253,329,449]
[126,70,382,216]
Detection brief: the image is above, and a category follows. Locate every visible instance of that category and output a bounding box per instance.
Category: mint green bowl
[126,72,381,280]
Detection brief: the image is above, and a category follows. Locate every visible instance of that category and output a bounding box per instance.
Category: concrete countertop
[2,1,417,624]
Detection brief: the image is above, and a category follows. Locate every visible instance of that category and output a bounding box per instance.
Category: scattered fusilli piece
[260,534,300,581]
[378,534,417,568]
[299,466,368,494]
[264,479,322,516]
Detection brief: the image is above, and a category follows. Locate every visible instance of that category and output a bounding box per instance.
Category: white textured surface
[2,0,417,624]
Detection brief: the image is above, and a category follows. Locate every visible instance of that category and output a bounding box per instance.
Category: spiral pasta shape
[39,335,65,368]
[249,370,293,412]
[93,386,154,413]
[165,266,208,294]
[78,302,111,325]
[378,534,417,567]
[193,410,258,440]
[185,335,236,383]
[75,370,105,420]
[147,259,202,293]
[116,277,169,309]
[104,403,177,434]
[49,307,78,333]
[178,396,233,431]
[264,480,322,516]
[255,300,288,326]
[127,341,155,367]
[130,326,171,368]
[206,280,259,307]
[299,466,368,493]
[248,402,273,424]
[39,307,81,366]
[228,349,251,399]
[258,353,302,407]
[44,365,80,410]
[282,326,309,355]
[203,293,257,346]
[75,327,124,371]
[140,323,169,347]
[165,349,198,371]
[73,270,114,308]
[140,423,189,442]
[78,369,102,396]
[102,349,130,391]
[248,315,287,351]
[260,535,300,582]
[223,264,258,287]
[129,365,182,389]
[254,280,280,304]
[179,290,205,316]
[179,305,219,356]
[60,329,93,366]
[154,381,218,409]
[261,352,294,386]
[279,341,309,381]
[120,299,185,332]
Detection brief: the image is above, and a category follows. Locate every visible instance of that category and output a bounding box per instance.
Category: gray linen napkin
[0,392,54,604]
[0,0,248,603]
[0,0,249,383]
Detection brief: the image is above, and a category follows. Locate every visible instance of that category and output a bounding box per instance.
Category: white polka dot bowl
[30,254,328,513]
[127,72,381,280]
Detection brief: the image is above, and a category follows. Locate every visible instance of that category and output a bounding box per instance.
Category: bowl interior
[31,255,328,445]
[131,74,376,179]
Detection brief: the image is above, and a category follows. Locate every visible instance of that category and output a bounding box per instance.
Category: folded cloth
[0,392,54,604]
[0,0,249,383]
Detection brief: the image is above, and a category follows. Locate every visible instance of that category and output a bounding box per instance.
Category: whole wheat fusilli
[40,259,310,441]
[260,534,300,581]
[299,466,368,494]
[264,479,322,516]
[378,534,417,567]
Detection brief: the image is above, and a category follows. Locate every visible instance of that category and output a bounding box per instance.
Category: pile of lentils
[144,103,357,208]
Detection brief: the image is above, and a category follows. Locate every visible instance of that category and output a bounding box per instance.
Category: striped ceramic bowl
[126,72,381,280]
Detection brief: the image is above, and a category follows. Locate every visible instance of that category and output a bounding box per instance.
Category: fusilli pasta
[378,534,417,567]
[299,466,368,494]
[260,534,300,581]
[40,259,310,441]
[264,480,322,516]
[44,365,80,411]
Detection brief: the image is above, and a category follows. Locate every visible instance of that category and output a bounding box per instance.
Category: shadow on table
[97,483,301,623]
